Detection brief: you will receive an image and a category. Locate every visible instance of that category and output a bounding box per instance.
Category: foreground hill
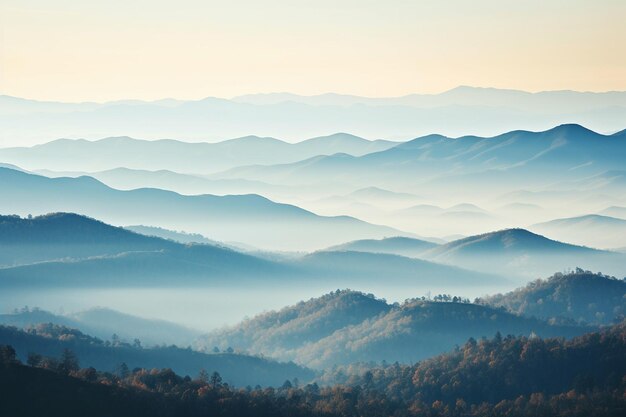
[0,324,313,387]
[421,228,626,278]
[0,167,406,251]
[196,289,588,368]
[197,291,392,355]
[325,236,439,257]
[3,323,625,417]
[478,270,626,326]
[321,322,626,416]
[530,214,626,249]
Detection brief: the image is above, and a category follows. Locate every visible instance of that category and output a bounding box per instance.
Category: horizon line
[2,85,626,105]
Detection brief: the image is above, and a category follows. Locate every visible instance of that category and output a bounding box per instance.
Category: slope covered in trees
[478,270,626,325]
[197,290,589,368]
[197,290,392,356]
[0,306,201,346]
[2,322,625,417]
[0,324,313,387]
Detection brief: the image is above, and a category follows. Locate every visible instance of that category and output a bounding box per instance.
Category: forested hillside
[2,323,625,417]
[197,290,589,368]
[479,270,626,325]
[0,324,313,387]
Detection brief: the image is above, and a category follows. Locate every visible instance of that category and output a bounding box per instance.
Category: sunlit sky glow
[1,0,625,102]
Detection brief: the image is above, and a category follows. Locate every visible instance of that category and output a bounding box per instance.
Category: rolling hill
[530,214,626,249]
[325,236,439,257]
[421,228,626,278]
[0,307,200,347]
[196,289,588,368]
[478,270,626,325]
[287,250,503,286]
[0,324,313,387]
[124,225,220,245]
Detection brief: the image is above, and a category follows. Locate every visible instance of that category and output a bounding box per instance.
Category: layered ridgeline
[0,168,408,251]
[0,307,201,346]
[1,87,625,145]
[2,323,626,417]
[2,124,625,247]
[0,212,501,288]
[195,288,591,369]
[0,212,286,286]
[203,124,626,242]
[478,269,626,326]
[0,133,397,173]
[0,324,313,387]
[325,229,626,279]
[212,125,626,187]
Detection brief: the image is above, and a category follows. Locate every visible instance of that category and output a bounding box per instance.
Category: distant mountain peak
[547,123,600,137]
[430,228,596,255]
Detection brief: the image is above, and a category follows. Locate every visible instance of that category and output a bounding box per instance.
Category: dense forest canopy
[2,322,625,417]
[478,269,626,325]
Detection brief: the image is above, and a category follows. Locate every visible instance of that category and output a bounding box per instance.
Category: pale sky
[0,0,624,102]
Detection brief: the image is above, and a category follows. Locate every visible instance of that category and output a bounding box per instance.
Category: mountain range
[0,133,396,173]
[0,212,505,289]
[212,124,626,187]
[1,87,625,145]
[0,167,406,251]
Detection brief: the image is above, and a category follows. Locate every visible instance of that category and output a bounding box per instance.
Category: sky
[0,0,624,102]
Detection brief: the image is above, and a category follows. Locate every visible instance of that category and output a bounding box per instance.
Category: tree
[212,346,220,353]
[198,369,209,384]
[27,352,42,367]
[116,362,130,379]
[210,371,222,388]
[59,348,79,374]
[0,345,17,364]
